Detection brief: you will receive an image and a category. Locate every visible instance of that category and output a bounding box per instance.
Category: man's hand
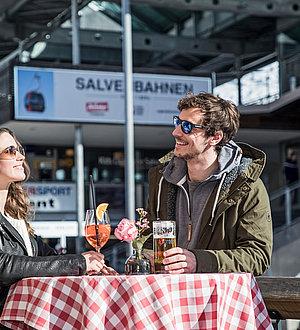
[163,247,197,274]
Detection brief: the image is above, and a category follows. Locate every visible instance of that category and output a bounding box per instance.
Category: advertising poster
[15,67,54,120]
[14,66,211,125]
[24,182,76,213]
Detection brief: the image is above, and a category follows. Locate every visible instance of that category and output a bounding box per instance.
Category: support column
[235,56,242,105]
[71,0,84,253]
[122,0,135,256]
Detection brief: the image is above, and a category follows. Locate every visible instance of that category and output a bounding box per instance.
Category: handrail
[269,181,300,227]
[270,181,300,201]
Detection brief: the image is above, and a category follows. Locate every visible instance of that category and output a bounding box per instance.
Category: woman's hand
[81,251,118,275]
[101,265,119,275]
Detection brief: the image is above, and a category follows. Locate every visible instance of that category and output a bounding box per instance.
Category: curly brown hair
[0,127,34,235]
[178,92,240,153]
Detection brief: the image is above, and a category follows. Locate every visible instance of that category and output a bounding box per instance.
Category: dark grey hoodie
[163,140,242,249]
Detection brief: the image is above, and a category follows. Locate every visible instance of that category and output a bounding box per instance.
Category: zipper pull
[0,223,8,237]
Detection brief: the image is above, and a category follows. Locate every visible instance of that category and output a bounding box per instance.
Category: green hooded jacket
[146,143,273,276]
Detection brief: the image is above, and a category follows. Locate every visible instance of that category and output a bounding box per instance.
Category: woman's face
[0,132,26,189]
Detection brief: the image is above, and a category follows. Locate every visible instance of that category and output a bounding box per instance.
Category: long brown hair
[0,127,34,235]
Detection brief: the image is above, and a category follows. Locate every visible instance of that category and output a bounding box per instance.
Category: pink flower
[115,209,152,253]
[114,218,138,242]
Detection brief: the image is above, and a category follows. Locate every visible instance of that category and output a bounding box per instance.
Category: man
[146,92,272,276]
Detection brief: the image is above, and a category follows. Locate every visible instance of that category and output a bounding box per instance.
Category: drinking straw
[89,175,100,252]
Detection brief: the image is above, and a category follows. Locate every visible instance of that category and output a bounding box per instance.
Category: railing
[267,183,300,328]
[270,181,300,229]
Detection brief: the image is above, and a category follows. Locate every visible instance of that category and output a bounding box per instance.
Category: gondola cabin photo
[24,91,45,112]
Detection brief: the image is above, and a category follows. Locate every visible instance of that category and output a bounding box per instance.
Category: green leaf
[132,233,152,251]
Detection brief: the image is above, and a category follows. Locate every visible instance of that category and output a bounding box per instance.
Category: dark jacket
[283,156,299,184]
[146,143,273,276]
[0,214,86,313]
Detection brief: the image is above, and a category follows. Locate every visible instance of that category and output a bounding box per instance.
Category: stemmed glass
[85,209,111,253]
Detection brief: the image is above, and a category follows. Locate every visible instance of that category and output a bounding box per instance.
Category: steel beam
[196,12,249,38]
[0,22,15,39]
[112,0,300,17]
[192,54,235,73]
[40,27,274,56]
[0,0,91,65]
[6,0,30,18]
[14,8,67,16]
[277,17,300,32]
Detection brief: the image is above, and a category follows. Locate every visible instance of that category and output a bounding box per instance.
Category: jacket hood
[237,142,266,181]
[211,140,242,180]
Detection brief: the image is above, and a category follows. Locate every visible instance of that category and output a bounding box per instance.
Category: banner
[31,221,79,237]
[14,66,211,125]
[24,182,76,213]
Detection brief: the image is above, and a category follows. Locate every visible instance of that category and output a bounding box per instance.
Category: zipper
[178,182,192,242]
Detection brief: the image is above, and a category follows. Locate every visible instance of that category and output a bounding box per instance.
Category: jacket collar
[0,213,36,255]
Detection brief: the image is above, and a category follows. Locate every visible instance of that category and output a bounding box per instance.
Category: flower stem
[136,248,142,260]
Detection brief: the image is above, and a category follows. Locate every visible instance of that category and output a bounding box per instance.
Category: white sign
[31,221,79,238]
[14,66,211,125]
[24,182,76,213]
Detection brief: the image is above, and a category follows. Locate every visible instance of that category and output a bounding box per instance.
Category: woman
[0,127,115,316]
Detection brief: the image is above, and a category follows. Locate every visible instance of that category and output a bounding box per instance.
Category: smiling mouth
[175,140,188,146]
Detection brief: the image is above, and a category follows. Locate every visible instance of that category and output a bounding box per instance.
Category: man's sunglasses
[173,116,206,134]
[0,145,25,160]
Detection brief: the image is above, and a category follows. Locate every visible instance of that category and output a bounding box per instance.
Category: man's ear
[209,130,223,146]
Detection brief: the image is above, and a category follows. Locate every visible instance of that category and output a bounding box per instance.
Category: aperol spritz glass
[85,209,111,252]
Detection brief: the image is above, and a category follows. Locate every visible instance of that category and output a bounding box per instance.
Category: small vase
[124,248,151,275]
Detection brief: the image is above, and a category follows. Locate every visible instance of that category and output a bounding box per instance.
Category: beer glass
[153,220,176,273]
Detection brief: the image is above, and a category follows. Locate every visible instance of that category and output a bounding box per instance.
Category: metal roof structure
[1,0,300,137]
[0,0,299,80]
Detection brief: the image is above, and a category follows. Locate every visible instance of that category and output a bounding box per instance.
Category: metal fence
[270,181,300,230]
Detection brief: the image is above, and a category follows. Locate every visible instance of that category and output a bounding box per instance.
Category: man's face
[172,107,210,160]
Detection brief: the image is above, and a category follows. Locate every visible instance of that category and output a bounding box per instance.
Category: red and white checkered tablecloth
[0,273,272,330]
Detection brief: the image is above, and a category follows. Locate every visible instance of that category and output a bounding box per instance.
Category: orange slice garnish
[96,203,109,220]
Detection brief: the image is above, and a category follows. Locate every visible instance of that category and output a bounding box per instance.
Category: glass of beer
[85,209,111,252]
[153,220,176,273]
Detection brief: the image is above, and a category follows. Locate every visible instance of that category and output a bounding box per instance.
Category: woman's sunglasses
[0,145,25,160]
[173,116,206,134]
